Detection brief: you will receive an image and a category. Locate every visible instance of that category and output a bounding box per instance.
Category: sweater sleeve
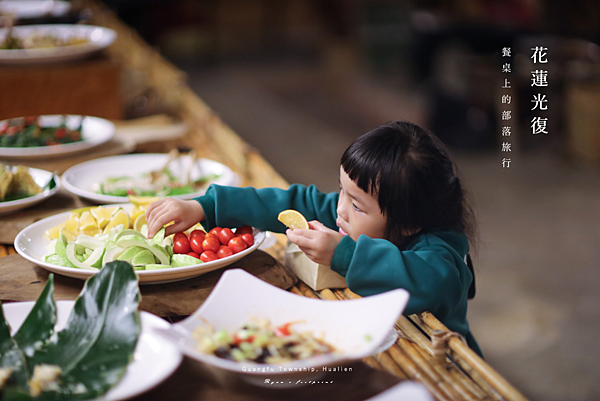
[330,233,466,320]
[193,184,339,232]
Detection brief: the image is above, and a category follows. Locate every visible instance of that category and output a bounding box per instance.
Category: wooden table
[0,2,528,400]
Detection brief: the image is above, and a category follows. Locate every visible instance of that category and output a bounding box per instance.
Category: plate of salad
[0,24,116,65]
[61,152,239,204]
[14,203,266,284]
[0,115,115,159]
[0,163,60,215]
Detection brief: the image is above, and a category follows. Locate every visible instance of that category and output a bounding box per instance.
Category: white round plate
[0,1,71,19]
[0,24,116,65]
[62,153,239,204]
[0,115,115,159]
[14,203,266,284]
[3,300,182,401]
[0,166,59,215]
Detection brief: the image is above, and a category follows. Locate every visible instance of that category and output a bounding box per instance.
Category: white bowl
[157,269,409,385]
[14,204,266,284]
[0,166,60,215]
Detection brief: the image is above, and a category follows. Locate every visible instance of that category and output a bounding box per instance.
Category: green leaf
[14,275,56,358]
[0,301,30,393]
[25,261,141,400]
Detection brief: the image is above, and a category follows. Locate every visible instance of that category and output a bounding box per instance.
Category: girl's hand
[285,221,343,266]
[145,198,205,239]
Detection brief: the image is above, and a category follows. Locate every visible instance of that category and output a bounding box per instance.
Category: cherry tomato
[217,245,233,259]
[202,237,220,253]
[204,232,219,241]
[240,233,254,247]
[173,232,187,242]
[217,228,235,245]
[274,322,292,337]
[173,237,191,254]
[189,230,206,241]
[200,251,218,263]
[187,252,201,260]
[208,227,222,237]
[235,225,253,236]
[228,237,247,254]
[190,236,204,254]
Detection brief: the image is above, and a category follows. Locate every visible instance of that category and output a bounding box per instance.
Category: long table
[0,2,528,400]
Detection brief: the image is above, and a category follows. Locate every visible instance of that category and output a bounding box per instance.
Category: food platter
[157,269,410,387]
[0,115,114,159]
[3,300,182,401]
[61,153,239,204]
[0,24,116,65]
[0,166,60,215]
[14,204,266,284]
[0,1,72,20]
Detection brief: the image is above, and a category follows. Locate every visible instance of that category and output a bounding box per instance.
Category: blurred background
[103,0,600,399]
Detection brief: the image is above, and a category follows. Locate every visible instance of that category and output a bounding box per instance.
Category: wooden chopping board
[0,250,297,317]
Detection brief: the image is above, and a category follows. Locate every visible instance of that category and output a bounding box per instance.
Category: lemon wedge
[133,213,147,232]
[277,209,309,230]
[60,226,78,242]
[45,224,62,240]
[128,195,159,207]
[103,209,130,234]
[90,206,112,230]
[79,211,98,232]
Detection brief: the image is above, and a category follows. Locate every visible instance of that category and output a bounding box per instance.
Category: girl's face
[337,166,387,242]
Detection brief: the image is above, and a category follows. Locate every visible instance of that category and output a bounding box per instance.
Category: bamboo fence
[291,282,528,401]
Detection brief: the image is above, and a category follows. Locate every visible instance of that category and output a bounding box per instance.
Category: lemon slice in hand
[277,209,309,230]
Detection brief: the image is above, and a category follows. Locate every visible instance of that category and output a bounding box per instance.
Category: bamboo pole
[0,245,7,258]
[418,312,527,401]
[290,286,303,297]
[7,246,16,255]
[373,350,408,380]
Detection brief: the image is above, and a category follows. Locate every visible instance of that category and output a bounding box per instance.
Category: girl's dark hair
[340,121,477,250]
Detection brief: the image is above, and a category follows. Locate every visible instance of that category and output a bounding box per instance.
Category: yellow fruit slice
[103,209,130,234]
[128,195,159,207]
[45,224,62,240]
[63,217,80,233]
[69,206,94,217]
[60,227,77,242]
[82,227,102,237]
[133,213,147,232]
[130,205,144,223]
[79,211,97,232]
[90,206,112,230]
[277,209,309,230]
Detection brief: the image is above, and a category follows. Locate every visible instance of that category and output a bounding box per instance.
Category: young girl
[146,121,482,356]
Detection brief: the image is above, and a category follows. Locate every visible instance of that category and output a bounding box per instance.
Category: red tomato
[208,227,222,237]
[190,236,204,254]
[189,230,206,240]
[228,237,247,254]
[217,228,235,245]
[202,237,220,253]
[187,252,200,260]
[200,251,218,263]
[173,237,191,254]
[173,232,187,242]
[240,233,254,247]
[235,225,253,236]
[217,245,233,259]
[204,232,219,241]
[274,323,292,337]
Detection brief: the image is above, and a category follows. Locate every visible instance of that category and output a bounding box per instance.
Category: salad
[0,164,43,202]
[0,115,82,148]
[96,150,221,197]
[195,319,336,364]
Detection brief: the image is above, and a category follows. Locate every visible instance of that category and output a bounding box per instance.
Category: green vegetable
[0,262,141,400]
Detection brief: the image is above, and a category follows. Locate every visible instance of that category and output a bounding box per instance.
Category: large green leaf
[13,275,56,358]
[1,261,141,401]
[0,301,29,391]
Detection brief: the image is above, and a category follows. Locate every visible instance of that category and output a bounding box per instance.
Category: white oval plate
[0,115,115,159]
[62,153,239,204]
[0,1,71,19]
[157,269,410,385]
[14,204,266,284]
[0,166,60,215]
[0,24,116,65]
[3,300,182,401]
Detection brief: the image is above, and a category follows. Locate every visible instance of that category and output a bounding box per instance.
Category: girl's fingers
[145,198,168,217]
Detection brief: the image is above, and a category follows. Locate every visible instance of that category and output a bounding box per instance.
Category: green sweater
[195,184,482,356]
